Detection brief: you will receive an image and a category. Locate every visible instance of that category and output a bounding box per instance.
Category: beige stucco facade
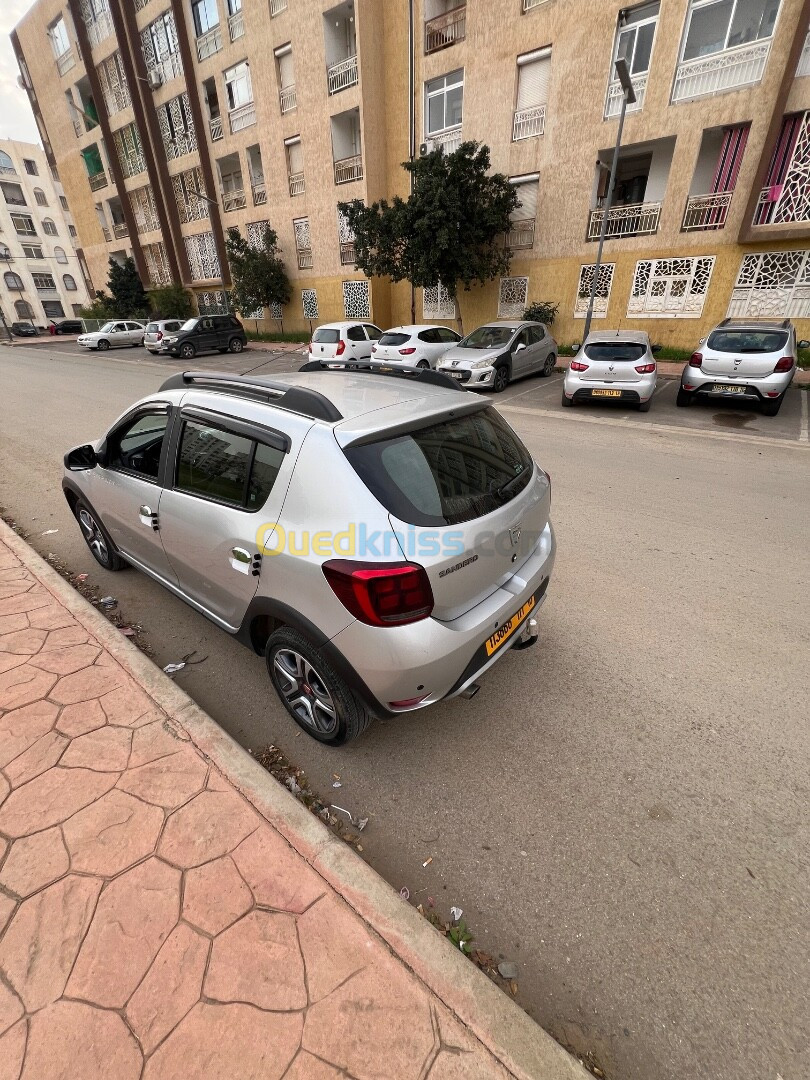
[12,0,810,345]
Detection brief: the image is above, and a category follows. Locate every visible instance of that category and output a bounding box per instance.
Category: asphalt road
[1,341,808,1080]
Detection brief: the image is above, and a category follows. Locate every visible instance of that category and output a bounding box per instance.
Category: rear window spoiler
[336,397,491,449]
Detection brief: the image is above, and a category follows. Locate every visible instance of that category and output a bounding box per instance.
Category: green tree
[106,257,149,317]
[78,292,116,320]
[148,283,194,320]
[339,142,518,331]
[225,225,291,319]
[523,301,559,326]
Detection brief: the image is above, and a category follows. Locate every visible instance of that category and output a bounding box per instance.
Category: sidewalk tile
[0,614,29,636]
[0,827,69,898]
[0,1019,26,1080]
[129,720,188,769]
[0,767,117,837]
[62,789,162,876]
[0,665,57,711]
[283,1050,344,1079]
[117,747,207,808]
[29,644,100,676]
[49,662,123,706]
[0,628,46,655]
[5,733,68,788]
[158,790,260,868]
[297,893,373,1003]
[60,725,131,771]
[205,910,306,1011]
[99,682,160,727]
[55,699,106,737]
[22,1001,141,1080]
[0,701,59,769]
[232,825,325,914]
[0,980,23,1037]
[181,855,252,935]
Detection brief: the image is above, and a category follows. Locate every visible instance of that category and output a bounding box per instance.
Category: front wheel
[676,387,692,407]
[761,394,784,416]
[493,365,510,393]
[265,627,372,745]
[75,501,125,571]
[229,337,244,353]
[179,342,196,360]
[541,353,557,377]
[96,339,110,351]
[417,359,430,369]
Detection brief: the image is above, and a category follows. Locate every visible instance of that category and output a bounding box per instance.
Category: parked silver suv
[677,318,807,416]
[63,367,555,745]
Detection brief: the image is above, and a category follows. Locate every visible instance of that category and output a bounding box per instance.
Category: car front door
[157,412,292,630]
[346,324,367,364]
[510,328,533,377]
[125,322,143,345]
[95,406,178,584]
[195,318,217,353]
[109,323,128,347]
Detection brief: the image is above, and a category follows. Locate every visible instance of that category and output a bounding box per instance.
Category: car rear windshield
[146,323,158,333]
[459,326,514,349]
[706,329,788,354]
[313,328,340,343]
[378,332,410,346]
[345,407,534,527]
[584,342,647,362]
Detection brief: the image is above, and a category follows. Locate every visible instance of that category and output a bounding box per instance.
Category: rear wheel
[561,390,574,407]
[493,365,510,393]
[761,394,784,416]
[75,501,125,571]
[96,339,110,351]
[179,342,196,360]
[676,386,692,407]
[229,337,244,353]
[541,353,557,377]
[417,359,429,369]
[265,627,372,746]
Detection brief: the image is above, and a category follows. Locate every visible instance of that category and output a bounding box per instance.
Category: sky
[0,0,41,147]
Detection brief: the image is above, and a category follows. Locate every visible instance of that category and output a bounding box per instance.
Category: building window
[755,111,810,226]
[113,124,147,178]
[606,3,659,117]
[129,186,160,234]
[423,282,456,319]
[185,232,221,280]
[15,300,35,319]
[59,195,69,211]
[11,214,37,236]
[42,300,65,319]
[63,274,78,291]
[42,219,58,236]
[727,250,810,318]
[628,256,715,317]
[342,280,370,319]
[98,51,131,116]
[23,159,38,176]
[574,263,615,318]
[33,188,48,207]
[0,150,14,174]
[143,242,172,286]
[1,182,26,206]
[425,68,463,142]
[224,61,253,110]
[498,277,529,318]
[293,217,312,270]
[157,93,197,160]
[80,0,114,47]
[33,273,57,291]
[192,0,220,36]
[276,44,297,114]
[4,271,24,290]
[197,290,230,315]
[302,288,318,320]
[337,208,356,264]
[286,137,304,195]
[246,220,269,248]
[22,244,44,259]
[513,48,551,140]
[48,17,70,59]
[69,225,77,238]
[141,12,183,82]
[507,175,539,249]
[172,167,209,223]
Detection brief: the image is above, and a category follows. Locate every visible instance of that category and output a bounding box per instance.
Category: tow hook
[513,617,539,651]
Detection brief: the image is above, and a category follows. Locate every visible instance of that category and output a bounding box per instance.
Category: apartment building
[11,0,810,346]
[0,138,91,330]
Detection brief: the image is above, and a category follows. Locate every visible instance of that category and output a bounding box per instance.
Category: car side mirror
[64,444,97,471]
[651,344,663,354]
[515,343,526,353]
[798,339,810,349]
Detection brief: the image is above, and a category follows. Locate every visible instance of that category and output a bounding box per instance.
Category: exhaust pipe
[460,682,481,699]
[513,617,539,651]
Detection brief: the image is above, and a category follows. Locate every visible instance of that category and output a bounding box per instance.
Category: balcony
[425,5,466,54]
[57,50,76,77]
[166,131,197,160]
[297,248,313,270]
[504,218,535,250]
[269,0,287,13]
[228,10,245,41]
[752,186,799,227]
[340,241,356,265]
[587,201,661,240]
[209,115,223,141]
[682,191,733,231]
[229,101,256,133]
[73,119,83,138]
[605,74,646,119]
[222,188,246,212]
[672,40,770,103]
[88,172,109,192]
[86,11,114,47]
[289,172,305,197]
[327,55,358,95]
[113,221,129,238]
[426,126,462,154]
[0,164,16,176]
[280,85,297,114]
[334,154,363,185]
[512,104,546,141]
[196,26,222,61]
[251,179,267,205]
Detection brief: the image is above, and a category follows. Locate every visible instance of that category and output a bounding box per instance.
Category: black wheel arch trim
[61,481,123,554]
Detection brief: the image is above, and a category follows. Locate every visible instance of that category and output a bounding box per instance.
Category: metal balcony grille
[229,101,256,133]
[425,5,466,54]
[672,40,770,102]
[587,201,661,240]
[605,74,646,118]
[288,172,305,197]
[681,192,733,231]
[222,188,247,212]
[327,55,358,95]
[425,126,462,154]
[228,11,245,41]
[512,104,546,141]
[279,85,297,113]
[57,50,76,76]
[209,115,223,141]
[504,218,535,249]
[196,26,222,61]
[334,154,363,185]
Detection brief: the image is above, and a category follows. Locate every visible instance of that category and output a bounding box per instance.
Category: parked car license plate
[448,371,465,380]
[710,384,746,394]
[485,595,536,657]
[591,389,622,397]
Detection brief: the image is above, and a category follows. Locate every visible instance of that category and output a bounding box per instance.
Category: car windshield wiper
[491,471,527,501]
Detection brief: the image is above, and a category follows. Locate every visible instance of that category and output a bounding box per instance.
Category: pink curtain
[711,123,750,193]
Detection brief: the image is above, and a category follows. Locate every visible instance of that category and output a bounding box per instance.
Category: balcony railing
[280,84,297,113]
[327,54,358,94]
[196,26,222,61]
[88,172,109,191]
[270,0,287,14]
[522,0,548,9]
[297,248,313,269]
[86,11,114,47]
[334,154,363,184]
[229,101,256,133]
[135,0,152,9]
[797,31,810,77]
[672,40,770,102]
[228,10,245,41]
[682,191,733,231]
[425,5,466,54]
[512,104,546,141]
[251,179,267,205]
[504,218,535,250]
[753,186,794,226]
[209,115,223,141]
[426,126,462,154]
[73,119,83,138]
[148,53,183,84]
[587,201,661,240]
[166,131,197,160]
[57,50,76,76]
[113,222,129,238]
[222,188,247,212]
[103,85,131,116]
[0,164,16,175]
[340,240,356,265]
[605,73,646,118]
[289,171,305,197]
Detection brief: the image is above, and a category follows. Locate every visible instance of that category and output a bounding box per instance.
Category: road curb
[0,518,587,1080]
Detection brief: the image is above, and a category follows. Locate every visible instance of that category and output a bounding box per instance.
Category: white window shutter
[287,140,302,175]
[516,55,551,110]
[278,50,294,89]
[511,179,539,222]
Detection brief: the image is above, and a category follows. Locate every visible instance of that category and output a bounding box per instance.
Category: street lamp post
[582,58,636,341]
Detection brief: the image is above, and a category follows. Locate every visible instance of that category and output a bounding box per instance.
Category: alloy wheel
[78,508,109,565]
[272,648,338,736]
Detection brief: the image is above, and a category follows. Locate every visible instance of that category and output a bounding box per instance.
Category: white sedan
[77,321,146,351]
[370,325,461,370]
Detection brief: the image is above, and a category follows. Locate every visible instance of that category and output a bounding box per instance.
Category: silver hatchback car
[437,321,558,392]
[63,367,555,745]
[562,330,659,411]
[677,319,806,416]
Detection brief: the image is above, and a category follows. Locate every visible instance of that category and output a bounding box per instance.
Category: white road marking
[500,375,563,403]
[651,380,671,398]
[801,389,809,443]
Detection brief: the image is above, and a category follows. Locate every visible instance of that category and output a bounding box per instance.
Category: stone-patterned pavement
[0,538,515,1080]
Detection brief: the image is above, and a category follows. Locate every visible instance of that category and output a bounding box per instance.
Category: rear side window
[248,443,284,509]
[364,324,382,340]
[175,420,284,510]
[706,329,788,354]
[345,407,534,527]
[313,328,339,343]
[584,342,647,362]
[418,329,440,343]
[379,332,410,346]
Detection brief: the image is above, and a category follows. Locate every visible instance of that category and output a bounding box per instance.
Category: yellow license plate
[485,595,536,657]
[592,389,622,397]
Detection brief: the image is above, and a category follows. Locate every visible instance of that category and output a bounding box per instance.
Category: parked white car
[143,319,184,355]
[77,321,146,351]
[308,321,383,368]
[563,330,659,411]
[369,325,461,370]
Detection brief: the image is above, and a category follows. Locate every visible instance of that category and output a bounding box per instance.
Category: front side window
[364,324,382,339]
[682,0,781,61]
[107,412,169,480]
[425,68,463,135]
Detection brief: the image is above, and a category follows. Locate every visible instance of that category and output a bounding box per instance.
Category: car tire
[561,390,574,407]
[676,386,692,407]
[493,364,510,393]
[761,394,784,416]
[265,627,373,746]
[229,337,244,353]
[96,339,110,351]
[74,500,125,571]
[638,398,651,412]
[541,353,557,377]
[179,342,196,360]
[417,359,429,369]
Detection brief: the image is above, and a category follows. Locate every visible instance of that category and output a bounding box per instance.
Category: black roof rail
[298,361,467,393]
[158,371,343,422]
[717,317,792,329]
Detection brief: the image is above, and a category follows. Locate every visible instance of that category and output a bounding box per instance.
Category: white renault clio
[562,330,659,411]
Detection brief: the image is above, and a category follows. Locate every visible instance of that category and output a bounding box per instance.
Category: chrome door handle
[231,547,251,563]
[140,505,153,517]
[230,546,252,575]
[139,505,158,530]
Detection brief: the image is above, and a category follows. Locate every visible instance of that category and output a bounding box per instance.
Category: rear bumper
[563,372,655,402]
[681,368,794,399]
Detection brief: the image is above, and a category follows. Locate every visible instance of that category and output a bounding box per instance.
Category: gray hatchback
[437,321,558,392]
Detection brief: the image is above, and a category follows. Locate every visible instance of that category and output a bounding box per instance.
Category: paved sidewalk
[0,525,584,1080]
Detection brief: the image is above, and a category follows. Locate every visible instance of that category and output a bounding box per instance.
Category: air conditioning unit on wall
[147,69,163,91]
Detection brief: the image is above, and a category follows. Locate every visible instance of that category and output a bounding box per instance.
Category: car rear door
[362,324,383,359]
[528,324,551,370]
[346,324,368,363]
[126,322,143,344]
[510,328,533,377]
[109,323,128,347]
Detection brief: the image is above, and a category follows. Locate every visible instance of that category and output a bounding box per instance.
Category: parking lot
[1,340,808,1080]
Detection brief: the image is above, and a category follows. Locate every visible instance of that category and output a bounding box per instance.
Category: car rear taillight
[322,560,434,626]
[371,345,377,352]
[635,362,656,374]
[570,360,589,372]
[156,331,163,340]
[689,352,703,368]
[308,339,313,351]
[774,356,794,372]
[399,347,416,355]
[336,339,346,355]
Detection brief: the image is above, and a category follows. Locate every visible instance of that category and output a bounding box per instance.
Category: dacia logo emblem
[509,525,522,547]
